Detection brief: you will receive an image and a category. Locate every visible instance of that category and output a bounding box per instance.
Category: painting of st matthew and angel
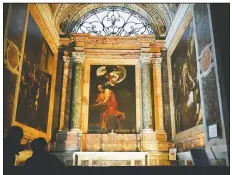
[88,65,136,133]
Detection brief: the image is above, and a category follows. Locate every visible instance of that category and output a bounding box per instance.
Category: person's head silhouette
[6,126,23,142]
[30,137,47,154]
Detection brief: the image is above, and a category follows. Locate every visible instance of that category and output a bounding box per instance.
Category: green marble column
[70,51,85,130]
[139,52,153,130]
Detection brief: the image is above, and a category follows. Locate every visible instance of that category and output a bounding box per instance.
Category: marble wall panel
[202,68,222,136]
[194,4,212,56]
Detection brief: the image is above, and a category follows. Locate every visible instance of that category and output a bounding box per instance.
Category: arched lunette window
[71,6,156,36]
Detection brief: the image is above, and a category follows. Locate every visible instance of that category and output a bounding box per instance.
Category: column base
[148,152,170,166]
[154,130,168,142]
[141,129,168,152]
[65,129,82,152]
[55,130,67,152]
[55,129,82,152]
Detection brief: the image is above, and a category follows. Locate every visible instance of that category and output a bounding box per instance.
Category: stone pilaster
[56,52,72,152]
[59,55,71,131]
[65,50,85,152]
[152,55,168,142]
[152,55,164,131]
[152,54,167,142]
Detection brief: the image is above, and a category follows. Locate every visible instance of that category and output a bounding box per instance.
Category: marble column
[70,51,85,131]
[152,55,165,132]
[140,52,157,153]
[65,51,85,152]
[139,52,153,131]
[139,52,168,155]
[55,54,70,152]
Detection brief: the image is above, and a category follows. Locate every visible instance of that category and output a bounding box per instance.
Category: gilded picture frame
[82,58,142,133]
[167,6,204,145]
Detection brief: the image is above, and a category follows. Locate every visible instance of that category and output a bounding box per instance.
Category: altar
[73,152,149,166]
[53,34,170,166]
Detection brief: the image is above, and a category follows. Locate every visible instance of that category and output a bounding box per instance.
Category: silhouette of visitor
[25,137,64,174]
[4,126,24,169]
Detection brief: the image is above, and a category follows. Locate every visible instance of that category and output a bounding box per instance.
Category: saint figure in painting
[95,84,126,130]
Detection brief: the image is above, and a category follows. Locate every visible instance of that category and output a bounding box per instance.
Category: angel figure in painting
[96,66,127,87]
[95,84,126,130]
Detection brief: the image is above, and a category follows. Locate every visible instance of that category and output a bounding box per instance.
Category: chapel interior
[3,3,230,167]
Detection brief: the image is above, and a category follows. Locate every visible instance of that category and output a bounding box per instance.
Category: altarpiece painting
[88,65,136,133]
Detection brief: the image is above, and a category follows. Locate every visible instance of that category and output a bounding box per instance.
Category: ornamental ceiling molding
[136,4,173,29]
[59,34,165,48]
[55,3,174,38]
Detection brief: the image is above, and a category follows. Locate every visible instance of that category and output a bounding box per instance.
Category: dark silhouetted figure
[4,126,24,169]
[25,137,64,175]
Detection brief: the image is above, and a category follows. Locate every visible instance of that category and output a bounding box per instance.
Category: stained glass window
[71,6,155,36]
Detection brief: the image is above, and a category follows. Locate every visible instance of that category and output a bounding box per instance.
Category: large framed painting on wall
[4,4,28,135]
[171,19,203,134]
[14,11,54,140]
[82,59,141,134]
[88,65,136,133]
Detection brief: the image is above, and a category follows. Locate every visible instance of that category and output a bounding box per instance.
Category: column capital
[63,55,70,63]
[152,57,162,67]
[139,52,153,64]
[72,51,85,64]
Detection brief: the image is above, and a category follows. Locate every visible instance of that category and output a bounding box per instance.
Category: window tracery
[71,6,155,36]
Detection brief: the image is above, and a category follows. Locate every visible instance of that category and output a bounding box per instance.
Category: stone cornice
[60,34,166,46]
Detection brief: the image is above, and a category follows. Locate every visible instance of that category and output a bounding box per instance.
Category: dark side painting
[172,19,203,133]
[15,13,53,133]
[88,65,136,133]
